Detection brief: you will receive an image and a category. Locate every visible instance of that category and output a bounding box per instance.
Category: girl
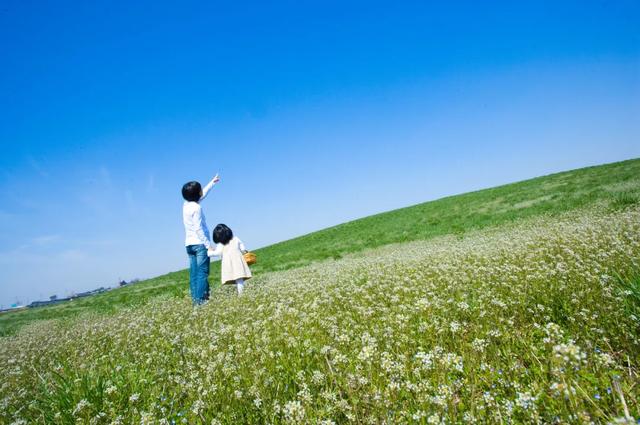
[208,224,252,295]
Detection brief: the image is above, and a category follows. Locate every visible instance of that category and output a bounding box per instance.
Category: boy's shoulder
[183,201,201,211]
[182,201,202,209]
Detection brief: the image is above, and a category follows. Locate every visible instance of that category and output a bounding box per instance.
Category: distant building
[119,278,141,287]
[28,299,62,308]
[26,287,108,309]
[73,287,107,298]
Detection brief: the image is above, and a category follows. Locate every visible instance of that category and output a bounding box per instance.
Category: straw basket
[243,252,257,265]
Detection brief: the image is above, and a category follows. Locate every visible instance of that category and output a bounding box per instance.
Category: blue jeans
[186,244,210,304]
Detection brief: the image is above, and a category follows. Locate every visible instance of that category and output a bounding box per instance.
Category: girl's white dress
[209,237,252,284]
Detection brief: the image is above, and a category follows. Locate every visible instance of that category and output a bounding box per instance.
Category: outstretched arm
[200,173,220,201]
[208,243,223,257]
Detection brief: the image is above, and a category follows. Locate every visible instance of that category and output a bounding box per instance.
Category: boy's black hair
[213,224,234,245]
[182,181,202,202]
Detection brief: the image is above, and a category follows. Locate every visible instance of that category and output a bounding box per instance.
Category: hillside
[2,194,639,423]
[1,158,639,336]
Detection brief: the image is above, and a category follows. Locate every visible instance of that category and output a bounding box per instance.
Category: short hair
[213,224,233,245]
[182,181,202,202]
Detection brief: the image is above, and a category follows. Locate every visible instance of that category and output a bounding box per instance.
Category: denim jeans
[186,244,210,304]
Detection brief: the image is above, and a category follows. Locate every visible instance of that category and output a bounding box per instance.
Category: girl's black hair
[182,181,202,202]
[213,224,233,245]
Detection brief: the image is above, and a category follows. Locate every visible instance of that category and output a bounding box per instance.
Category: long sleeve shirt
[183,178,217,248]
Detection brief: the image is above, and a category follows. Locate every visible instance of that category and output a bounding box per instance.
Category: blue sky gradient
[1,1,639,306]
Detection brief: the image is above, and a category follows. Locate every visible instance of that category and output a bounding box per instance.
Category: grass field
[1,159,639,423]
[2,158,638,337]
[1,202,639,423]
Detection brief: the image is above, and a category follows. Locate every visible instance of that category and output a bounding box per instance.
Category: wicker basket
[243,252,257,265]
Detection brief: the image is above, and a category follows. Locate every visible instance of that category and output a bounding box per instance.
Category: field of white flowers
[1,206,639,424]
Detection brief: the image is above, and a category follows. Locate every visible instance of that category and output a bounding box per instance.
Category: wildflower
[312,370,325,384]
[472,338,488,352]
[357,344,375,362]
[427,413,441,424]
[412,410,426,420]
[597,352,615,366]
[553,341,587,367]
[72,399,91,416]
[488,329,502,338]
[297,385,312,403]
[191,399,205,415]
[283,400,305,423]
[515,391,536,410]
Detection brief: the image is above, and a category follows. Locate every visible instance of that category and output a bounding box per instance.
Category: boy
[182,173,220,304]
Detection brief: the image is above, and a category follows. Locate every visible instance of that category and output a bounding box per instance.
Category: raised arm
[199,173,220,202]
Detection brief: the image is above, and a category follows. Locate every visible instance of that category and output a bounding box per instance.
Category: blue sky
[0,1,639,306]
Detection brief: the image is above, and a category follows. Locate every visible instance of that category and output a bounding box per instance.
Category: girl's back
[219,237,252,285]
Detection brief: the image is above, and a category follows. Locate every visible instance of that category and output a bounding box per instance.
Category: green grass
[615,267,640,320]
[0,275,184,336]
[1,157,639,336]
[2,205,639,423]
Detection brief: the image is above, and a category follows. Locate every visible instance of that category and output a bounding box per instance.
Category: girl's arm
[237,238,248,254]
[200,173,220,201]
[208,243,223,257]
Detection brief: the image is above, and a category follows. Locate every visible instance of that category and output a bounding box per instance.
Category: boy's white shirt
[183,177,217,249]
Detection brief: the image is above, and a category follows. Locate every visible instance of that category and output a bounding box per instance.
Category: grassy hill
[1,158,639,336]
[1,158,639,423]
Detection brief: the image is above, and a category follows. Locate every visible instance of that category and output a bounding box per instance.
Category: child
[209,224,252,295]
[182,174,220,304]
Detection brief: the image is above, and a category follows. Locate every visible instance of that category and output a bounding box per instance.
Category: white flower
[553,341,587,366]
[72,399,91,416]
[427,413,441,424]
[472,338,488,352]
[283,400,305,423]
[357,345,375,362]
[515,391,536,410]
[311,370,325,384]
[191,399,205,415]
[457,301,470,311]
